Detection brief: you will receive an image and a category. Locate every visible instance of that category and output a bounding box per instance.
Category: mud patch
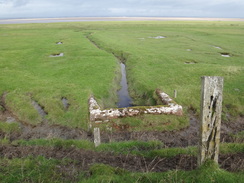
[0,145,243,172]
[100,113,244,147]
[6,117,16,123]
[61,97,70,110]
[185,61,197,64]
[49,53,64,57]
[17,123,89,140]
[221,53,231,57]
[148,36,166,39]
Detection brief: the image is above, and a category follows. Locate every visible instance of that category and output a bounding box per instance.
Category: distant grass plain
[0,20,243,130]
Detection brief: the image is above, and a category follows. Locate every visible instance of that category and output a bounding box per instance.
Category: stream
[117,63,133,108]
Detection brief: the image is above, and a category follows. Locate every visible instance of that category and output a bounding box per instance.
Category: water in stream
[117,63,133,108]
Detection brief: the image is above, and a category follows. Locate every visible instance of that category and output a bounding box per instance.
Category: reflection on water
[61,97,70,110]
[117,63,133,108]
[49,53,64,57]
[32,100,47,118]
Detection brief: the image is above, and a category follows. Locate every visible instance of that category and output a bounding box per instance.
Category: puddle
[61,97,70,110]
[56,42,63,45]
[213,46,222,49]
[148,36,166,39]
[117,63,133,108]
[6,117,16,123]
[221,53,230,57]
[186,49,192,51]
[49,53,64,57]
[185,61,197,64]
[32,100,47,119]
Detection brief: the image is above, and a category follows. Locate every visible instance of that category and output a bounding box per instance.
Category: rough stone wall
[89,90,183,122]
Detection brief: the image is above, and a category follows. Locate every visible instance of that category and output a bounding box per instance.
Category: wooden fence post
[198,76,224,166]
[94,127,101,147]
[174,90,177,98]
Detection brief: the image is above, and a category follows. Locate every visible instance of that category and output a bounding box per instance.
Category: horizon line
[1,16,244,25]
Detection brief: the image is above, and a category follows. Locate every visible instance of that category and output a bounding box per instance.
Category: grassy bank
[0,23,118,129]
[1,157,243,183]
[0,141,243,183]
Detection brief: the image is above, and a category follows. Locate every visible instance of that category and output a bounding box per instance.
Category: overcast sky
[0,0,244,19]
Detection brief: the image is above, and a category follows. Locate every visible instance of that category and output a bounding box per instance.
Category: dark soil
[0,145,243,173]
[1,92,243,177]
[101,113,244,147]
[0,92,243,146]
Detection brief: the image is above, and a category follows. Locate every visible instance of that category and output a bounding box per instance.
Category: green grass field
[0,21,244,182]
[1,21,243,130]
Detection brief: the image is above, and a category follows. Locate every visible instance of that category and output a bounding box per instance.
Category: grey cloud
[0,0,29,7]
[0,0,243,19]
[13,0,29,7]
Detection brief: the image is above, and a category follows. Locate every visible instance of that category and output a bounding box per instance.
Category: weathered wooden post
[198,76,224,166]
[94,127,101,147]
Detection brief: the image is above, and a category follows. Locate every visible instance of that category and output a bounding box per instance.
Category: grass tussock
[0,122,20,134]
[12,138,244,158]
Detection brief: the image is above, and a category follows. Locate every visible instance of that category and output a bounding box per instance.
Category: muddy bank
[0,93,89,140]
[100,113,244,147]
[1,92,243,147]
[0,145,243,172]
[1,106,243,147]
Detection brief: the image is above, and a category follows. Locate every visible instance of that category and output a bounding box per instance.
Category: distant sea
[0,17,243,24]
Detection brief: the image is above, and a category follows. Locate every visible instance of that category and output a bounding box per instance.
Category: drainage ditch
[117,63,133,108]
[85,34,134,108]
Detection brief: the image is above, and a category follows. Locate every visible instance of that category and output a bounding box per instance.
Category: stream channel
[85,35,133,108]
[117,63,133,108]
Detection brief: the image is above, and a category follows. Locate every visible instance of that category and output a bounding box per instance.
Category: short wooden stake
[198,76,223,166]
[94,127,101,147]
[174,90,177,98]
